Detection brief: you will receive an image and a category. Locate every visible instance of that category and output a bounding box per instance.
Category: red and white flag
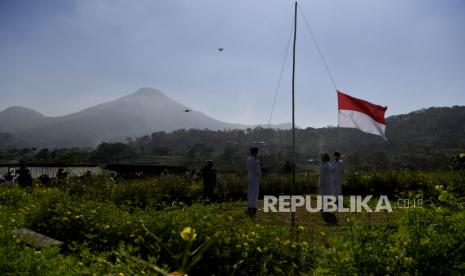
[337,90,388,139]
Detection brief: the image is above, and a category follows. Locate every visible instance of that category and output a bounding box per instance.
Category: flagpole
[291,0,297,228]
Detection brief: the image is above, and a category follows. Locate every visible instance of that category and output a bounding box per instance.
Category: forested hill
[0,132,28,151]
[130,106,465,170]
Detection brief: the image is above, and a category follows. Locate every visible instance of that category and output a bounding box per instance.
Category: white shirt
[319,161,334,195]
[246,156,261,181]
[332,160,344,196]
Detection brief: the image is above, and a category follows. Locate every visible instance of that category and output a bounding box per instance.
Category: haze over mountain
[0,132,28,151]
[0,88,292,148]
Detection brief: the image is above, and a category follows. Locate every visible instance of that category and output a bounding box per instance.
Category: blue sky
[0,0,464,128]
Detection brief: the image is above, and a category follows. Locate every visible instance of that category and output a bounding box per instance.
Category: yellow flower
[404,256,413,266]
[180,227,197,241]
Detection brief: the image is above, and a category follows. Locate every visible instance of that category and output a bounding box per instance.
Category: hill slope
[0,132,29,150]
[0,106,48,132]
[130,106,465,169]
[1,87,463,156]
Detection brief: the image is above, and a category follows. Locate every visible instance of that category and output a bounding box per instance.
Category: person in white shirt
[319,153,337,225]
[332,152,344,197]
[246,147,261,219]
[319,153,333,196]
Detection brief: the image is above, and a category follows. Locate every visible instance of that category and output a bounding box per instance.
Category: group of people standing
[319,152,344,198]
[245,148,344,221]
[197,147,261,217]
[2,165,33,188]
[3,166,71,188]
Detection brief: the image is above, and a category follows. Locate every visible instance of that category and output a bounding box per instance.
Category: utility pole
[291,1,298,228]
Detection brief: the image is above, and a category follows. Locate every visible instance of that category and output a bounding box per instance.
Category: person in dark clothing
[38,174,51,187]
[200,160,217,201]
[283,161,292,175]
[81,170,92,179]
[56,168,68,187]
[16,165,33,189]
[79,170,93,185]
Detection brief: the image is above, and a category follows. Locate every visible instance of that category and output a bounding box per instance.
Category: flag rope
[267,19,295,128]
[298,4,341,149]
[297,4,338,91]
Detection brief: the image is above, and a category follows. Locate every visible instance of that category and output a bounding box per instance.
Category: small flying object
[184,109,192,112]
[218,48,224,52]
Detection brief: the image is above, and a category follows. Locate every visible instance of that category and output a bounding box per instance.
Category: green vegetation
[2,106,464,171]
[1,170,465,275]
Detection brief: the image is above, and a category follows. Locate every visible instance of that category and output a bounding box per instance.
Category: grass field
[1,172,464,275]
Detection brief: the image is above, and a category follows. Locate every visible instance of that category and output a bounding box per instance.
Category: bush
[2,170,465,274]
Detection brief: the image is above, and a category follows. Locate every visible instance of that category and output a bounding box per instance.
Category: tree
[187,143,214,160]
[35,148,51,163]
[90,143,136,163]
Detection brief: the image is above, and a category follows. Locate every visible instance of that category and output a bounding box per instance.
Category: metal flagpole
[291,0,297,228]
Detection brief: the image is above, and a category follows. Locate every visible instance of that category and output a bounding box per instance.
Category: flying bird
[218,48,224,52]
[184,109,192,112]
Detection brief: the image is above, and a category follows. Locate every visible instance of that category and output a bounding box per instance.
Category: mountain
[4,88,461,155]
[0,88,289,148]
[0,106,47,132]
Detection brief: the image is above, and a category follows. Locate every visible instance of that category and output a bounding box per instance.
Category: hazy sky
[1,0,464,128]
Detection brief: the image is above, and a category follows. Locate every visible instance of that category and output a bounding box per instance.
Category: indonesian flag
[337,90,388,139]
